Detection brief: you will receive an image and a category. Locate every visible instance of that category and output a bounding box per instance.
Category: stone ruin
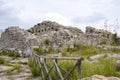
[0,21,115,57]
[85,26,114,45]
[31,21,65,35]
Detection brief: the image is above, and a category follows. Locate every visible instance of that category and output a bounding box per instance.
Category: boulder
[0,65,12,73]
[89,54,105,61]
[0,27,39,57]
[89,53,120,61]
[81,75,120,80]
[107,53,120,60]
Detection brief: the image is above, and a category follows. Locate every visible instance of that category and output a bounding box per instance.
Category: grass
[28,60,41,77]
[27,29,34,34]
[59,61,78,80]
[44,38,51,45]
[62,45,102,59]
[29,58,79,79]
[82,59,120,78]
[0,50,20,58]
[30,44,120,79]
[33,47,45,55]
[6,64,21,75]
[0,57,11,66]
[29,57,120,79]
[0,57,7,64]
[34,47,55,55]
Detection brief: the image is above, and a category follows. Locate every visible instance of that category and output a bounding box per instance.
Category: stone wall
[85,26,114,45]
[31,21,65,35]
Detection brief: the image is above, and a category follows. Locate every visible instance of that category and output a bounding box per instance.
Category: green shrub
[44,38,51,45]
[62,51,70,56]
[27,29,34,34]
[111,33,120,46]
[0,57,6,64]
[31,66,40,77]
[34,48,45,55]
[81,48,101,56]
[48,47,54,53]
[111,48,120,53]
[0,50,20,58]
[29,60,40,77]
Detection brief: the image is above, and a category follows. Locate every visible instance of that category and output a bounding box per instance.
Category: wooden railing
[30,47,83,80]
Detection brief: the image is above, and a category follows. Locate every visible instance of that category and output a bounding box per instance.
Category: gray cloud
[112,0,120,6]
[72,13,105,23]
[0,1,27,29]
[0,0,120,35]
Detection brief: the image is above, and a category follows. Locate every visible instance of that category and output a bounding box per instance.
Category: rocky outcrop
[37,29,75,52]
[0,27,39,57]
[85,26,114,45]
[89,53,120,61]
[0,21,115,57]
[31,21,65,35]
[0,56,35,80]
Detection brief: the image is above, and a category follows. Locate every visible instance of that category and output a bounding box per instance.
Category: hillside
[0,21,120,80]
[0,21,118,57]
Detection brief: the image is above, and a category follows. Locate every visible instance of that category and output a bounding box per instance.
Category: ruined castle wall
[31,21,65,35]
[85,26,114,45]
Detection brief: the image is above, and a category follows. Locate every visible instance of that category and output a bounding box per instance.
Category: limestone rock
[0,21,116,57]
[81,75,120,80]
[0,27,39,57]
[89,54,105,61]
[0,65,12,73]
[89,53,120,61]
[10,58,28,64]
[107,53,120,60]
[85,26,114,45]
[92,75,107,80]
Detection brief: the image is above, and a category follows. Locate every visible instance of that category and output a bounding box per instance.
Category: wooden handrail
[30,46,83,80]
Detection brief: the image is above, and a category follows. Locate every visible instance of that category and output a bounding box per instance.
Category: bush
[34,47,45,55]
[44,38,51,45]
[0,57,6,64]
[62,51,70,56]
[48,47,54,53]
[0,50,20,58]
[80,48,101,56]
[29,60,40,77]
[27,29,34,34]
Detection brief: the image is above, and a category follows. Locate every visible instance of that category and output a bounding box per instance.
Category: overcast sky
[0,0,120,34]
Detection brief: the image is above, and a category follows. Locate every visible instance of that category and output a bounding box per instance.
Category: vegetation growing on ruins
[27,29,34,34]
[44,38,51,45]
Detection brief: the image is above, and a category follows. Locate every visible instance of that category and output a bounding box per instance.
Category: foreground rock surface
[0,56,40,80]
[81,75,120,80]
